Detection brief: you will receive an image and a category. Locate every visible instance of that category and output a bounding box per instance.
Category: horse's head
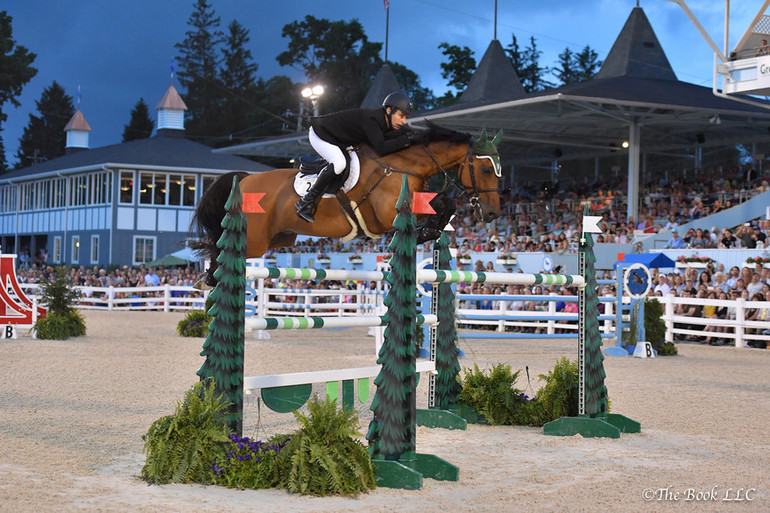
[413,122,502,223]
[464,127,503,222]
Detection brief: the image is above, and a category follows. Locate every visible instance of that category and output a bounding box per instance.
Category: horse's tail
[188,171,249,262]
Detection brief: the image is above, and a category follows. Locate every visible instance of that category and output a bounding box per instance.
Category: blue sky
[2,0,766,164]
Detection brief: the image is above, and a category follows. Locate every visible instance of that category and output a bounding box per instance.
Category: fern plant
[177,309,212,337]
[459,363,546,426]
[141,379,232,485]
[536,357,580,421]
[276,396,375,496]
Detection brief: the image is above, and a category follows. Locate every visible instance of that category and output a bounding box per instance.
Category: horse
[190,123,503,288]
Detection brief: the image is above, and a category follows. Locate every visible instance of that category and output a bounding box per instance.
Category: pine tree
[122,98,154,142]
[0,11,37,172]
[575,45,602,82]
[367,175,418,459]
[174,0,224,141]
[218,20,258,146]
[196,176,245,435]
[433,232,462,409]
[553,47,580,85]
[15,81,73,168]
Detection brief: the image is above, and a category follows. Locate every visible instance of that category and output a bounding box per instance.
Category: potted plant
[348,254,363,264]
[675,255,713,269]
[317,253,331,265]
[745,256,770,268]
[495,253,517,266]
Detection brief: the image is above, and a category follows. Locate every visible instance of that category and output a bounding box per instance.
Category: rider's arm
[362,118,409,155]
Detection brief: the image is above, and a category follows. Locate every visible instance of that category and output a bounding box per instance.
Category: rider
[295,91,424,223]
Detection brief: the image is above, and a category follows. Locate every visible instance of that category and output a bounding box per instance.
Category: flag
[384,0,389,9]
[170,58,175,79]
[412,192,436,214]
[242,192,266,213]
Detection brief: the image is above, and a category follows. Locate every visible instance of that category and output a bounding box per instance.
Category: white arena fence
[655,295,770,349]
[16,282,770,349]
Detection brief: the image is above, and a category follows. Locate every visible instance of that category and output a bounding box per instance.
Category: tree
[217,20,259,147]
[552,47,579,85]
[438,42,476,93]
[575,45,602,82]
[16,81,73,168]
[505,34,551,92]
[520,36,552,92]
[174,0,224,141]
[276,15,383,113]
[122,98,154,142]
[0,11,37,172]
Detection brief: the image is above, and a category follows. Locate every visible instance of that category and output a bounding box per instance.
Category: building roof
[1,134,270,182]
[155,84,188,111]
[360,64,402,109]
[456,39,525,106]
[595,6,677,81]
[64,110,92,132]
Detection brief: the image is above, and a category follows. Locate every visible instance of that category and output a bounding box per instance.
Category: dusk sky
[3,1,766,164]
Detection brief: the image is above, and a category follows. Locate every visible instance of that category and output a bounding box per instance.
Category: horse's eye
[482,166,493,175]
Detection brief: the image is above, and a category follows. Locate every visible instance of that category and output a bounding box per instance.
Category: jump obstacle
[0,254,46,338]
[197,176,640,490]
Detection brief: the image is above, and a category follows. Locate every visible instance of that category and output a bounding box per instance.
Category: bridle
[422,143,499,221]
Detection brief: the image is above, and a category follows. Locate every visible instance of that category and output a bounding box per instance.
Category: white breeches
[309,127,347,175]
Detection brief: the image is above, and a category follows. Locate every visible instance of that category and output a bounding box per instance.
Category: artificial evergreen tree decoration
[367,175,418,459]
[197,176,246,435]
[580,229,609,416]
[366,176,458,489]
[544,206,640,438]
[432,232,462,409]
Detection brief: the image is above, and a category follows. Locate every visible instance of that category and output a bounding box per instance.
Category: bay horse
[190,123,503,287]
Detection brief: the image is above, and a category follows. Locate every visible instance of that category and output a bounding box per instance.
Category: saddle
[293,152,359,197]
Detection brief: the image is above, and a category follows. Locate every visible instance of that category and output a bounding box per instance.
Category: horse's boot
[296,165,336,223]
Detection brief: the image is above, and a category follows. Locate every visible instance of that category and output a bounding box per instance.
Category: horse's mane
[423,120,471,144]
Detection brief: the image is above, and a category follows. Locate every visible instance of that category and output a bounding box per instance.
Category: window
[90,235,99,264]
[183,175,195,206]
[133,236,156,265]
[71,235,80,263]
[139,172,168,205]
[53,237,62,263]
[120,170,134,204]
[202,175,215,198]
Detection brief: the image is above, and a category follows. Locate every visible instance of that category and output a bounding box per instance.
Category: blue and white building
[0,84,269,267]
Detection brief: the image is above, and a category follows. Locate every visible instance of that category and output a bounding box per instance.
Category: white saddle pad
[293,151,360,198]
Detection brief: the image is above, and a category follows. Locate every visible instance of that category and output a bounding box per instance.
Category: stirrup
[296,198,318,223]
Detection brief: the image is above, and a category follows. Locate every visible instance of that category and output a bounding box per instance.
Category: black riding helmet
[382,91,413,115]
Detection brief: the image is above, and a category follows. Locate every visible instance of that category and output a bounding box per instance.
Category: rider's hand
[407,130,427,145]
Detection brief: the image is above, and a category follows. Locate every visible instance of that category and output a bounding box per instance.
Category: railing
[455,293,617,337]
[656,295,770,349]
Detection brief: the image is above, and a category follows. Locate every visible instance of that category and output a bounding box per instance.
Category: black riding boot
[296,166,337,223]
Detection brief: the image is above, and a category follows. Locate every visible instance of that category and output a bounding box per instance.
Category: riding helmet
[382,92,413,115]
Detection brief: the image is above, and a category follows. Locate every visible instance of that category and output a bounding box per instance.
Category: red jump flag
[242,192,266,213]
[412,192,437,214]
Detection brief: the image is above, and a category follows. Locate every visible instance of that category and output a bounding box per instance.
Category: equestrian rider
[296,92,424,223]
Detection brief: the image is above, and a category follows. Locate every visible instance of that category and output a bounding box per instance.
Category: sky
[2,0,767,164]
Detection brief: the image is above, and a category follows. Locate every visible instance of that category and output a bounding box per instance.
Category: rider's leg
[296,128,347,223]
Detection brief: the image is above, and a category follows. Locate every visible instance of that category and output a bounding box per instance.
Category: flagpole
[385,2,390,62]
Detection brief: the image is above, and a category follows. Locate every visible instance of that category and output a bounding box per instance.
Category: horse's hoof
[193,273,213,291]
[417,227,442,244]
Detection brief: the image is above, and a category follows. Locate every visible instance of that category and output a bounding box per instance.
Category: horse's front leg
[416,193,456,243]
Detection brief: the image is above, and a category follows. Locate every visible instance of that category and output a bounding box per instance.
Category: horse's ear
[478,127,488,142]
[492,129,503,148]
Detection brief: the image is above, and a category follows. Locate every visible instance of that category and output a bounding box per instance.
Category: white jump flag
[582,215,602,234]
